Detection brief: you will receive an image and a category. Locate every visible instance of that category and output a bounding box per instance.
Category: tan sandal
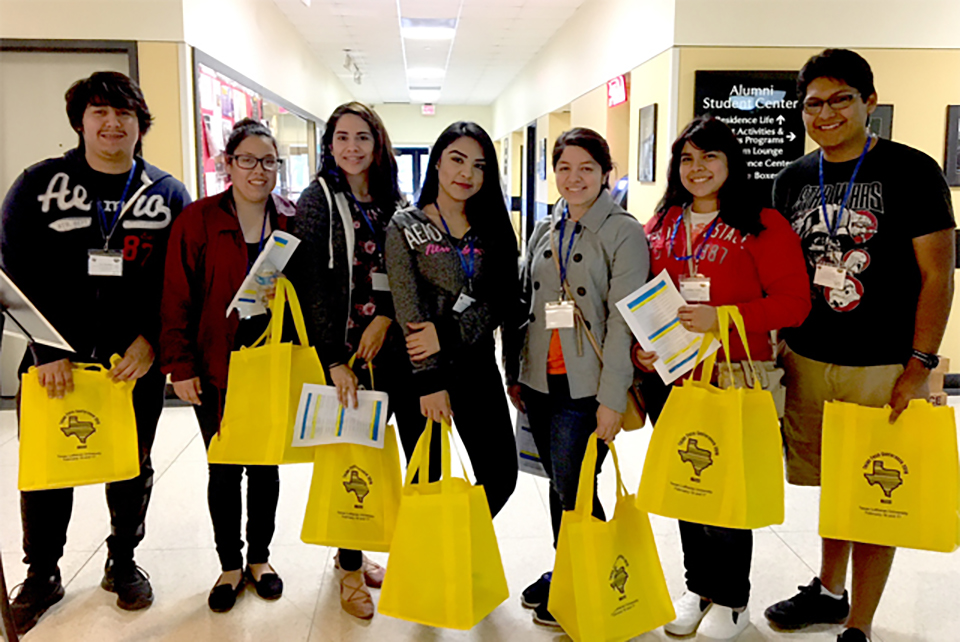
[334,553,386,589]
[336,566,374,619]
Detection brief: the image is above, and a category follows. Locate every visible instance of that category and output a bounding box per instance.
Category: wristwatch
[910,349,940,370]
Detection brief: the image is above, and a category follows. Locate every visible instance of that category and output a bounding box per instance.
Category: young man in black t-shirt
[0,72,191,634]
[764,50,955,642]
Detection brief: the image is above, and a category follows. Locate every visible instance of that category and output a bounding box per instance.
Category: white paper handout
[616,269,720,385]
[291,384,389,449]
[227,230,301,319]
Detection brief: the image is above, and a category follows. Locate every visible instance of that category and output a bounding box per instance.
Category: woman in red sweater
[637,116,810,642]
[160,119,294,613]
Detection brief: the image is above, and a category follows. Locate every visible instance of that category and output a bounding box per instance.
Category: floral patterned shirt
[346,200,388,355]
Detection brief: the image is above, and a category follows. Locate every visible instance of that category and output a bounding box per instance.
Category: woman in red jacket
[160,119,294,613]
[637,116,811,642]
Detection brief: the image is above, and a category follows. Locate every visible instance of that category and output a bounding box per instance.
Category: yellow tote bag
[636,306,784,529]
[378,420,509,629]
[301,356,402,552]
[820,399,960,553]
[19,357,139,491]
[549,437,675,642]
[209,277,325,465]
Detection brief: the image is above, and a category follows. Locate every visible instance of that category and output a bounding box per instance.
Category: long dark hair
[418,121,518,279]
[653,116,764,237]
[319,102,401,207]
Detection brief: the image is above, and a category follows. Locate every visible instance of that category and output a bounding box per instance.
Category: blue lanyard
[437,207,476,284]
[819,136,871,238]
[96,162,138,239]
[558,206,578,286]
[669,212,720,262]
[256,207,270,255]
[347,191,383,254]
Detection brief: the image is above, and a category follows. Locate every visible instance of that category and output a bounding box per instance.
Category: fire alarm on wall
[422,104,436,116]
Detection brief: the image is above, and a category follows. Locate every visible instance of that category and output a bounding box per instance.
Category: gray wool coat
[514,189,649,413]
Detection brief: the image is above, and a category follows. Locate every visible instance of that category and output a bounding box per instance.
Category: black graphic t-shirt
[772,138,955,367]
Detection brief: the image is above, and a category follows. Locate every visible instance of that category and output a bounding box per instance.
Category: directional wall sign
[694,71,807,198]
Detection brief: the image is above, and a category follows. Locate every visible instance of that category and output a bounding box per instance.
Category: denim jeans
[523,375,607,546]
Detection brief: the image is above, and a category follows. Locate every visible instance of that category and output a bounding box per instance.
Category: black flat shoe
[208,574,245,613]
[245,566,283,601]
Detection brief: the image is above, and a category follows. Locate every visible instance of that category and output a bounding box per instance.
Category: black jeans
[195,386,279,572]
[19,366,165,574]
[643,373,753,608]
[523,375,608,546]
[393,343,518,519]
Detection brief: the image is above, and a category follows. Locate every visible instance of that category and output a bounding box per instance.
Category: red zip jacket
[160,190,294,391]
[645,206,811,362]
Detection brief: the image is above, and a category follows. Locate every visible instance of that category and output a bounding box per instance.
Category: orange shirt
[547,329,567,374]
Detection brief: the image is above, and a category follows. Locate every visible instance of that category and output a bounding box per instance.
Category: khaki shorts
[781,348,907,486]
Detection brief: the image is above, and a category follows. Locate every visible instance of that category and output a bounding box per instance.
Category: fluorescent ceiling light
[407,67,446,80]
[409,89,441,104]
[401,17,457,41]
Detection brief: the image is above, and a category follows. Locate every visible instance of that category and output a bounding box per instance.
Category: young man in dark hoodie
[0,71,191,634]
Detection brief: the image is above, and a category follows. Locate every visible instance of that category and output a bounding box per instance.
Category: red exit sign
[607,75,627,107]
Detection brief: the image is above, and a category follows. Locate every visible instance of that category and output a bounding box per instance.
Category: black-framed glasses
[802,92,860,115]
[230,154,283,171]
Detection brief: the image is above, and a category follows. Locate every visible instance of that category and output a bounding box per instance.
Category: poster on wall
[197,63,263,198]
[944,105,960,187]
[870,104,894,140]
[637,103,657,182]
[694,71,805,198]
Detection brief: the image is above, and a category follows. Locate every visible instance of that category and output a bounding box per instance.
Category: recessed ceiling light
[401,17,457,41]
[407,67,446,80]
[409,89,441,104]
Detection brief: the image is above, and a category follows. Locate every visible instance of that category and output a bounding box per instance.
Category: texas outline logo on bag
[342,466,372,507]
[678,435,716,478]
[60,411,100,447]
[609,555,630,598]
[863,452,908,503]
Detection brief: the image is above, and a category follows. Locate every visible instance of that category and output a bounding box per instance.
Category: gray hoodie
[385,205,519,395]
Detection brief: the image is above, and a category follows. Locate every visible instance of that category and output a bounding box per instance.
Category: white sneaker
[698,604,750,641]
[664,592,712,636]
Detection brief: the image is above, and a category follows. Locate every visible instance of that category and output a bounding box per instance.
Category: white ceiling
[270,0,590,105]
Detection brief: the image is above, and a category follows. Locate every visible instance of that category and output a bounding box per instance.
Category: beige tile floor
[1,399,958,642]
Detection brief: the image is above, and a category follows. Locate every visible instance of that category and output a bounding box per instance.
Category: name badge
[814,262,847,289]
[545,300,576,329]
[88,249,123,277]
[452,291,475,314]
[372,272,391,292]
[680,276,711,302]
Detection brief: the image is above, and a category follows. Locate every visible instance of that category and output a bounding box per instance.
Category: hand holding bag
[378,419,509,629]
[209,277,326,465]
[300,354,402,551]
[19,356,139,491]
[549,437,675,642]
[636,305,784,529]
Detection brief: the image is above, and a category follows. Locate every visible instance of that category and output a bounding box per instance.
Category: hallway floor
[1,400,958,642]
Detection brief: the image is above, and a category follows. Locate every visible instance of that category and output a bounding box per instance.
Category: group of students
[1,47,955,642]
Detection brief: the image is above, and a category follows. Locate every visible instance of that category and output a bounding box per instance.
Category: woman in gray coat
[506,127,650,628]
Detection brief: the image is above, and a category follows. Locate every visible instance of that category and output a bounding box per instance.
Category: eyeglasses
[230,154,282,171]
[802,92,860,115]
